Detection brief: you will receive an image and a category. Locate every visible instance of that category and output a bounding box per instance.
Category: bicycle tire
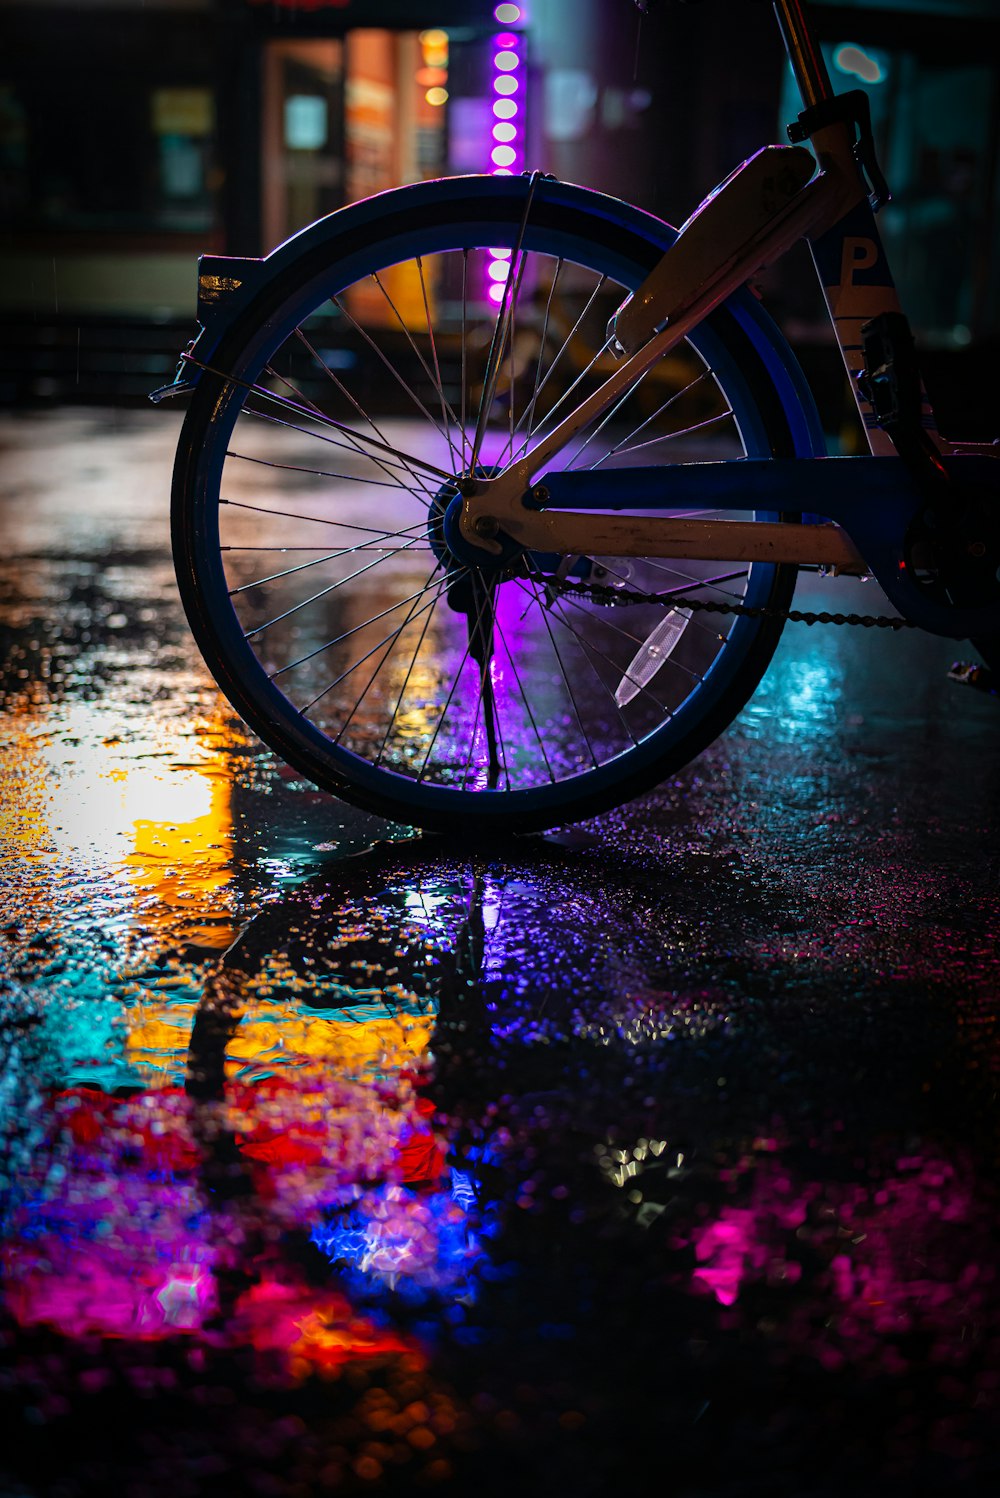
[171,174,822,833]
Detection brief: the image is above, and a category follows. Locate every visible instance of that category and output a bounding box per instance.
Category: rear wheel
[172,177,813,832]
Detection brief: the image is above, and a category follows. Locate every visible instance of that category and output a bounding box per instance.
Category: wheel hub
[427,479,523,576]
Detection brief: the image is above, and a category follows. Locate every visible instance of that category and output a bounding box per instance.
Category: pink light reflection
[681,1138,993,1378]
[3,1074,445,1365]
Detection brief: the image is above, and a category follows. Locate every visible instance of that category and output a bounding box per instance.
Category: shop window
[1,67,218,236]
[151,89,216,229]
[262,30,451,325]
[262,40,344,252]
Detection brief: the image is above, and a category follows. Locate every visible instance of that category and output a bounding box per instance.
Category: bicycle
[154,0,999,835]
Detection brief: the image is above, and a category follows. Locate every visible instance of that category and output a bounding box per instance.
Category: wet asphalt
[1,407,999,1497]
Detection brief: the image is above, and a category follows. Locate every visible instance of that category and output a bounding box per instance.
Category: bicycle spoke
[504,273,613,468]
[612,408,735,457]
[271,567,456,681]
[227,440,437,494]
[332,289,460,459]
[512,257,565,462]
[460,250,470,471]
[228,519,431,596]
[522,582,672,729]
[470,175,542,474]
[516,340,622,472]
[374,587,449,769]
[219,497,434,536]
[470,254,526,474]
[300,570,456,715]
[486,586,556,786]
[521,560,702,692]
[293,324,437,497]
[515,570,645,743]
[460,675,486,791]
[582,370,718,470]
[238,405,439,504]
[244,535,426,641]
[184,349,456,483]
[326,565,456,737]
[224,544,435,553]
[415,256,463,473]
[519,579,601,769]
[626,560,750,599]
[364,265,464,471]
[238,398,440,491]
[580,557,736,641]
[564,374,651,471]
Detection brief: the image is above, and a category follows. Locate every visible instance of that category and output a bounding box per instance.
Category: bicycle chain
[545,574,917,629]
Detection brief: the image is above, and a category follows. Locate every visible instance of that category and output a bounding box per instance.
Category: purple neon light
[486,13,525,303]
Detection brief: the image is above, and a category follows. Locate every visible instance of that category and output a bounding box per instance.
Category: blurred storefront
[1,0,997,417]
[0,0,540,399]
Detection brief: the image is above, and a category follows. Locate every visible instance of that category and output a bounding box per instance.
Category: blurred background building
[1,0,998,433]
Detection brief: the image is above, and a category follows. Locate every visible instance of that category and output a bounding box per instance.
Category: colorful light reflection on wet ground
[2,409,1000,1496]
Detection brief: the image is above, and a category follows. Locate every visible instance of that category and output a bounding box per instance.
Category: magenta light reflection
[487,6,526,305]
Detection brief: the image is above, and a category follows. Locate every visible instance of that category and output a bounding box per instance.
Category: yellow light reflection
[125,762,233,944]
[125,991,436,1085]
[1,716,55,874]
[2,695,237,1079]
[225,1002,436,1078]
[14,698,234,894]
[4,700,232,928]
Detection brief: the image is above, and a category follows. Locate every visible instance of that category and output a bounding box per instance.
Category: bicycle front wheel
[172,175,816,833]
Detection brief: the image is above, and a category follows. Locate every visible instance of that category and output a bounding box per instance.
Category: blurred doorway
[262,38,345,252]
[262,30,449,254]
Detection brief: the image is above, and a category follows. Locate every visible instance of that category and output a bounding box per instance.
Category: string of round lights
[487,4,526,302]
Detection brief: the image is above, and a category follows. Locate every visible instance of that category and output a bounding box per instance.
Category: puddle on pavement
[2,411,1000,1496]
[4,842,1000,1497]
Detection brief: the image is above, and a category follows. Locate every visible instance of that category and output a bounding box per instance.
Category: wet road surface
[2,407,999,1497]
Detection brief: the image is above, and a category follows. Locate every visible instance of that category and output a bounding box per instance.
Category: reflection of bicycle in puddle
[182,844,510,1326]
[5,839,999,1494]
[8,849,498,1310]
[3,839,587,1487]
